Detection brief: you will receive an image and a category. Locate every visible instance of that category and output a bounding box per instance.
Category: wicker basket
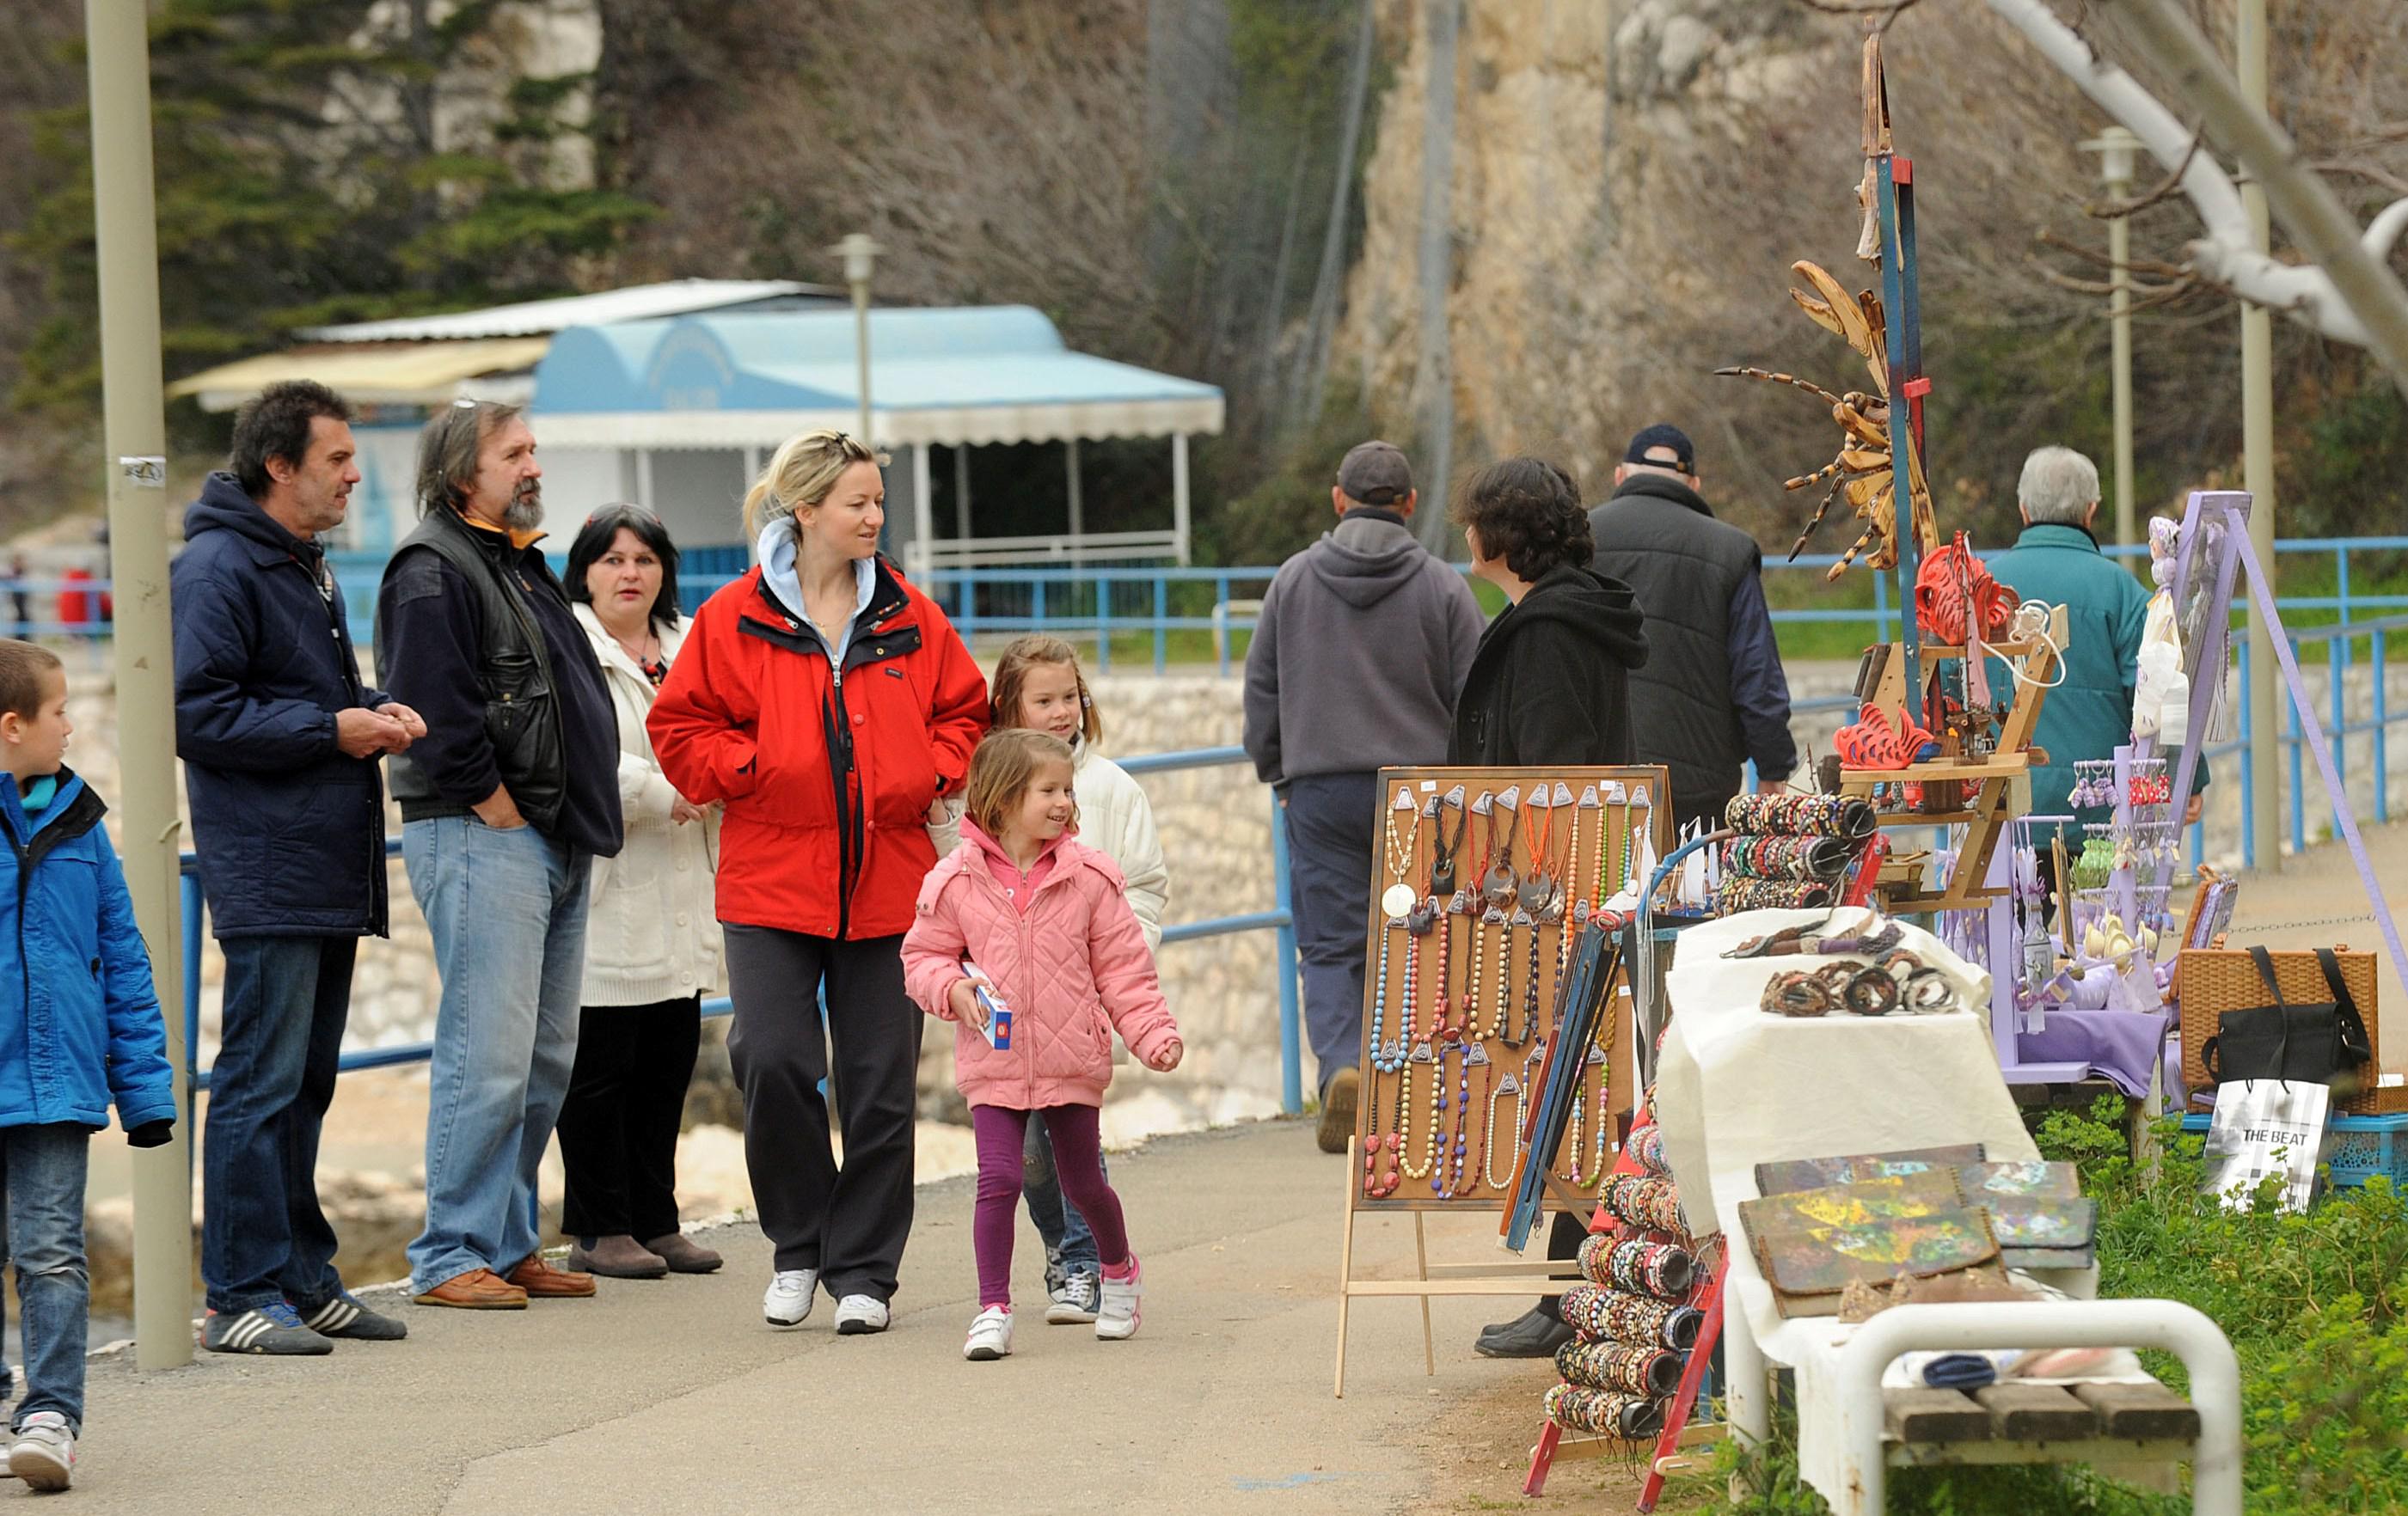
[2176,946,2393,1115]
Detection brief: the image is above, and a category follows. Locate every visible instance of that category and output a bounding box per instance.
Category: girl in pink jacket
[903,729,1182,1362]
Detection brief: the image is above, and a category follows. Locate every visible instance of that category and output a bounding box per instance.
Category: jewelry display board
[1353,767,1666,1209]
[1333,766,1669,1399]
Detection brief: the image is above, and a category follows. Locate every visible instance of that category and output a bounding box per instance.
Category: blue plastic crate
[2179,1110,2408,1189]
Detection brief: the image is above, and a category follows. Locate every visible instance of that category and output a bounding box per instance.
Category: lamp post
[2081,126,2140,556]
[2237,0,2280,873]
[834,233,881,446]
[84,0,193,1371]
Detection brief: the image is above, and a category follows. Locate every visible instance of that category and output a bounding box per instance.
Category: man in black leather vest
[375,400,622,1311]
[1589,425,1798,833]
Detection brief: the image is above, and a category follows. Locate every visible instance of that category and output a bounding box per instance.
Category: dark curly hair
[1450,455,1592,582]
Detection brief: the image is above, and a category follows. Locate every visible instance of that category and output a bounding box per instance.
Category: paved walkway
[72,1120,1642,1515]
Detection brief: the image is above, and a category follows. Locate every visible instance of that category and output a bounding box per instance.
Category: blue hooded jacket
[173,473,393,938]
[0,769,176,1132]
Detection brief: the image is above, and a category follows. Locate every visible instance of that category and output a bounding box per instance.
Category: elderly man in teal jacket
[1987,446,2204,865]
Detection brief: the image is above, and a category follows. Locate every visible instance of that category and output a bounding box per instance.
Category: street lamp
[2080,125,2140,555]
[833,232,881,446]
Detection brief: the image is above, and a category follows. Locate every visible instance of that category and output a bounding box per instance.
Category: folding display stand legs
[1332,1136,1592,1398]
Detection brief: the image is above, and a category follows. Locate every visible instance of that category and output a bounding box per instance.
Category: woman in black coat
[1447,455,1651,1360]
[1448,456,1649,767]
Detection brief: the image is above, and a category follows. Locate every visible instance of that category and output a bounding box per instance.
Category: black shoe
[1474,1305,1575,1359]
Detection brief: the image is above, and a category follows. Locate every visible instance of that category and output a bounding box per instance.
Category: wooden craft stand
[1838,614,2060,914]
[1332,766,1665,1398]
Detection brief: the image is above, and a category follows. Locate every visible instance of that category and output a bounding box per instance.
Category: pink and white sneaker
[1096,1256,1143,1341]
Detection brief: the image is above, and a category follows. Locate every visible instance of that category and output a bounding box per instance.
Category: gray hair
[2016,445,2101,526]
[415,399,526,517]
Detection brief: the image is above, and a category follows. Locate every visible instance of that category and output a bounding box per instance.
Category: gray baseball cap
[1337,440,1413,505]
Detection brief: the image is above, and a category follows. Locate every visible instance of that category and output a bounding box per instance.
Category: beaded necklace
[1399,1045,1441,1182]
[1484,1068,1525,1190]
[1494,908,1520,1039]
[1564,1070,1590,1184]
[1432,1044,1473,1196]
[1463,792,1497,1031]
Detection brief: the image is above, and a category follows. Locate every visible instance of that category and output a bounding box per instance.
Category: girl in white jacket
[986,636,1169,1323]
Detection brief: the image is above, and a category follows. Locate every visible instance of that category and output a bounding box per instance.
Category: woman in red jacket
[648,430,988,1335]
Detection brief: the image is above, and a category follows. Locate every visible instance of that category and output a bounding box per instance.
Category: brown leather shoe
[505,1253,598,1299]
[567,1235,668,1280]
[412,1268,529,1310]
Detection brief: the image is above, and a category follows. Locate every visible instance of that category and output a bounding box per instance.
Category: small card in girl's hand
[962,961,1013,1049]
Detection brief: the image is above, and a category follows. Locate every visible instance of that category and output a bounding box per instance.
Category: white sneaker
[9,1411,75,1491]
[834,1293,891,1335]
[1045,1269,1100,1325]
[1095,1256,1143,1341]
[963,1305,1014,1360]
[763,1268,818,1328]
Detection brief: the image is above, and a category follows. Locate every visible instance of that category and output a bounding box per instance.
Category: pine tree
[10,0,652,419]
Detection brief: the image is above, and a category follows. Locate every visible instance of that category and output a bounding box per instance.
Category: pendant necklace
[1380,788,1418,924]
[1518,786,1561,918]
[1555,784,1596,998]
[1564,1068,1589,1184]
[1461,792,1496,1028]
[1492,903,1516,1040]
[1590,1039,1615,1183]
[1480,786,1521,914]
[1516,903,1542,1044]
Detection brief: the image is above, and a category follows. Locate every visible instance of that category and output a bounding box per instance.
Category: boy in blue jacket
[0,639,176,1491]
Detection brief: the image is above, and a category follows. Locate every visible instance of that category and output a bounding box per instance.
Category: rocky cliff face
[1334,0,2125,541]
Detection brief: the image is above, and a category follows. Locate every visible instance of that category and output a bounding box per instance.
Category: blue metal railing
[176,744,1302,1128]
[313,535,2408,674]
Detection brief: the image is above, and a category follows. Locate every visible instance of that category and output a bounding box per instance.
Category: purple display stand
[1983,832,2091,1085]
[2145,492,2408,995]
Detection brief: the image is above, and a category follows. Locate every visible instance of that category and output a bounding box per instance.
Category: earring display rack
[1333,765,1670,1399]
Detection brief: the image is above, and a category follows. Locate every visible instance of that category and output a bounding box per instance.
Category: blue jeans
[202,935,355,1313]
[3,1124,90,1432]
[1020,1117,1103,1274]
[1281,773,1378,1091]
[403,817,591,1293]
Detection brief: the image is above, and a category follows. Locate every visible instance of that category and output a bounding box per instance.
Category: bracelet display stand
[1332,765,1668,1397]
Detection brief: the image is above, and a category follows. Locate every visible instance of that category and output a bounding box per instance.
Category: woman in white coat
[556,505,725,1280]
[984,636,1168,1323]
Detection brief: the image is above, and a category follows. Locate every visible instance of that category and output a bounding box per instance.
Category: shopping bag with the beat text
[2198,1078,2329,1214]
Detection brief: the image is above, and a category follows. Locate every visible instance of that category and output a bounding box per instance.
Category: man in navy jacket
[173,381,426,1355]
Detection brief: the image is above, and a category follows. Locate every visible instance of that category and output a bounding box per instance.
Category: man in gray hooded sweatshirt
[1243,441,1484,1152]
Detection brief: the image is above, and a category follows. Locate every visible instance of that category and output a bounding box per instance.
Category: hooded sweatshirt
[1242,509,1486,785]
[1448,563,1651,767]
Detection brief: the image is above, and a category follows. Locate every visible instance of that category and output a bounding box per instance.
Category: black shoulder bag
[2199,946,2374,1088]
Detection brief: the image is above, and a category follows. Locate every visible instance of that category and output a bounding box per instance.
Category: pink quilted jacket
[902,831,1180,1109]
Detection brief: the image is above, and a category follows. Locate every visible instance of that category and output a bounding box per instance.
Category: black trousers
[555,993,702,1242]
[721,926,922,1301]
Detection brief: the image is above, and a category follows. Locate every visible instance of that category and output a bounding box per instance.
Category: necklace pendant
[1447,889,1474,916]
[1482,864,1518,910]
[1510,908,1535,931]
[1409,1042,1434,1064]
[1431,856,1456,896]
[1572,899,1591,929]
[1406,900,1437,935]
[1516,871,1553,913]
[1380,883,1417,922]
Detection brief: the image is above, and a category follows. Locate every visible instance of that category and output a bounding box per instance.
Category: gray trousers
[722,925,923,1302]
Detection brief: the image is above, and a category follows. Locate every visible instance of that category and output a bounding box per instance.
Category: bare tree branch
[1985,0,2408,396]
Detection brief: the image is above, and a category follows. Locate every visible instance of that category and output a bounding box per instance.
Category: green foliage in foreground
[1663,1097,2408,1513]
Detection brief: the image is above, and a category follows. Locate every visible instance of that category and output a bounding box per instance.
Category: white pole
[1066,437,1085,539]
[2237,0,2280,872]
[910,442,934,578]
[834,233,880,447]
[953,445,972,542]
[85,0,194,1373]
[1172,432,1192,566]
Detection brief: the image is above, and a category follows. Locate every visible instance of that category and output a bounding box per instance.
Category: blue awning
[531,305,1223,449]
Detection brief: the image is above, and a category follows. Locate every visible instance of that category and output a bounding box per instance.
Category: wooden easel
[1332,1134,1610,1397]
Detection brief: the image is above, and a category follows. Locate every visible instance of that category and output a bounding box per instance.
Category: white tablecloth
[1651,909,2043,1501]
